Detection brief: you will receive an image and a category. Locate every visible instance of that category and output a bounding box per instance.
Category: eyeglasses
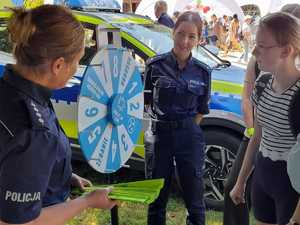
[254,44,280,50]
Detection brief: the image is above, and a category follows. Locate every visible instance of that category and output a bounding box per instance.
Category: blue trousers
[145,119,205,225]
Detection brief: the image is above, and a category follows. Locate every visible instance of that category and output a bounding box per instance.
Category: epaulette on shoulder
[193,58,212,74]
[23,99,47,129]
[146,53,168,66]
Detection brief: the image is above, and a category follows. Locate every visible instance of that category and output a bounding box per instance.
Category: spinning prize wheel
[78,46,144,173]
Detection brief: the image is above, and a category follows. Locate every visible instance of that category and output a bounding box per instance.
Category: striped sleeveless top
[252,74,300,161]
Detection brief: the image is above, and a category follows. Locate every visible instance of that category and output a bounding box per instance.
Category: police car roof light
[70,6,121,13]
[60,0,121,11]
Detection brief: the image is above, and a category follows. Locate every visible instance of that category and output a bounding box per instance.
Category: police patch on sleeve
[5,190,41,203]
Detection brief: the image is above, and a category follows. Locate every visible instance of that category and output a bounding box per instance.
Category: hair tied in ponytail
[8,7,36,47]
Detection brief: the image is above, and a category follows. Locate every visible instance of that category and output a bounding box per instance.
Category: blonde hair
[154,0,167,12]
[259,12,300,56]
[8,5,84,70]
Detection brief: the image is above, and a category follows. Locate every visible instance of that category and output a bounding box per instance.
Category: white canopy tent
[235,0,300,16]
[173,0,244,18]
[269,0,300,12]
[135,0,245,20]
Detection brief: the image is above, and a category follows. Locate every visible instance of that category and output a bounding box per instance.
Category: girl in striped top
[230,12,300,225]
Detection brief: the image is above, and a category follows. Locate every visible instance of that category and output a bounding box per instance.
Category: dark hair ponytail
[174,11,202,39]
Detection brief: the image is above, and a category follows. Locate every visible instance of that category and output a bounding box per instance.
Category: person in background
[172,11,180,23]
[222,14,229,32]
[207,14,218,46]
[225,14,240,53]
[0,5,116,225]
[216,17,226,50]
[230,11,300,225]
[154,0,174,28]
[239,15,253,63]
[144,11,210,225]
[201,19,209,45]
[220,15,229,52]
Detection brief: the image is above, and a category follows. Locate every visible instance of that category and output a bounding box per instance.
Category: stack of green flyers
[74,179,164,204]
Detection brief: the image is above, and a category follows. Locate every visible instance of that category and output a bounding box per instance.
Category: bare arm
[288,199,300,225]
[237,117,261,184]
[242,56,257,129]
[230,116,261,204]
[195,113,203,125]
[0,189,116,225]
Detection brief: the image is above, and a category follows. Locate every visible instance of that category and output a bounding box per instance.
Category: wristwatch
[290,218,300,225]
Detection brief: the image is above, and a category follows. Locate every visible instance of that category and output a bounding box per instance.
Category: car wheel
[203,128,242,210]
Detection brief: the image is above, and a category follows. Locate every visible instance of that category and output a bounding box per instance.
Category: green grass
[66,196,255,225]
[68,164,255,225]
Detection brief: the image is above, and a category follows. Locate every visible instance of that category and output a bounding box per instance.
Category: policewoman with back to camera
[0,5,116,225]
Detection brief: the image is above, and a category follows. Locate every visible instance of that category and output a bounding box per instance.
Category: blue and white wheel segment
[78,47,144,173]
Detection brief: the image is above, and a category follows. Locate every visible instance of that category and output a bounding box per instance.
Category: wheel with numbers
[78,46,144,173]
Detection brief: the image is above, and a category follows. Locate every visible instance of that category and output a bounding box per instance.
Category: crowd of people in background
[151,1,300,225]
[1,1,300,225]
[198,12,257,63]
[154,0,259,64]
[201,13,257,62]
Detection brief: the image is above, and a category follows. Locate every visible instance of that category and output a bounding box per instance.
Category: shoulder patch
[193,58,212,73]
[193,58,212,77]
[24,99,46,129]
[146,53,168,66]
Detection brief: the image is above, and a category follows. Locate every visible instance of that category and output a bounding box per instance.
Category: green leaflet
[72,179,164,204]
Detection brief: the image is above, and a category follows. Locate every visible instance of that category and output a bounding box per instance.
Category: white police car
[0,2,246,209]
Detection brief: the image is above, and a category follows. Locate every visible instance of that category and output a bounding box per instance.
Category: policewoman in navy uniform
[144,11,211,225]
[0,5,115,225]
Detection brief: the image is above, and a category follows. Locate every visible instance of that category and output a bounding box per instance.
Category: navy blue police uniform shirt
[0,65,72,224]
[157,12,174,28]
[144,51,211,121]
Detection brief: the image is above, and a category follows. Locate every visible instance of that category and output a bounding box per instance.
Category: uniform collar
[167,50,194,70]
[159,12,167,19]
[3,64,52,106]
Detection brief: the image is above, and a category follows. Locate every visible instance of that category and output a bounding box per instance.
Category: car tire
[203,128,242,210]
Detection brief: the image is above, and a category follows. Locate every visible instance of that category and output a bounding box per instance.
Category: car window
[130,49,146,74]
[115,22,222,68]
[117,23,173,54]
[0,19,12,54]
[121,39,146,77]
[0,18,97,66]
[80,22,97,65]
